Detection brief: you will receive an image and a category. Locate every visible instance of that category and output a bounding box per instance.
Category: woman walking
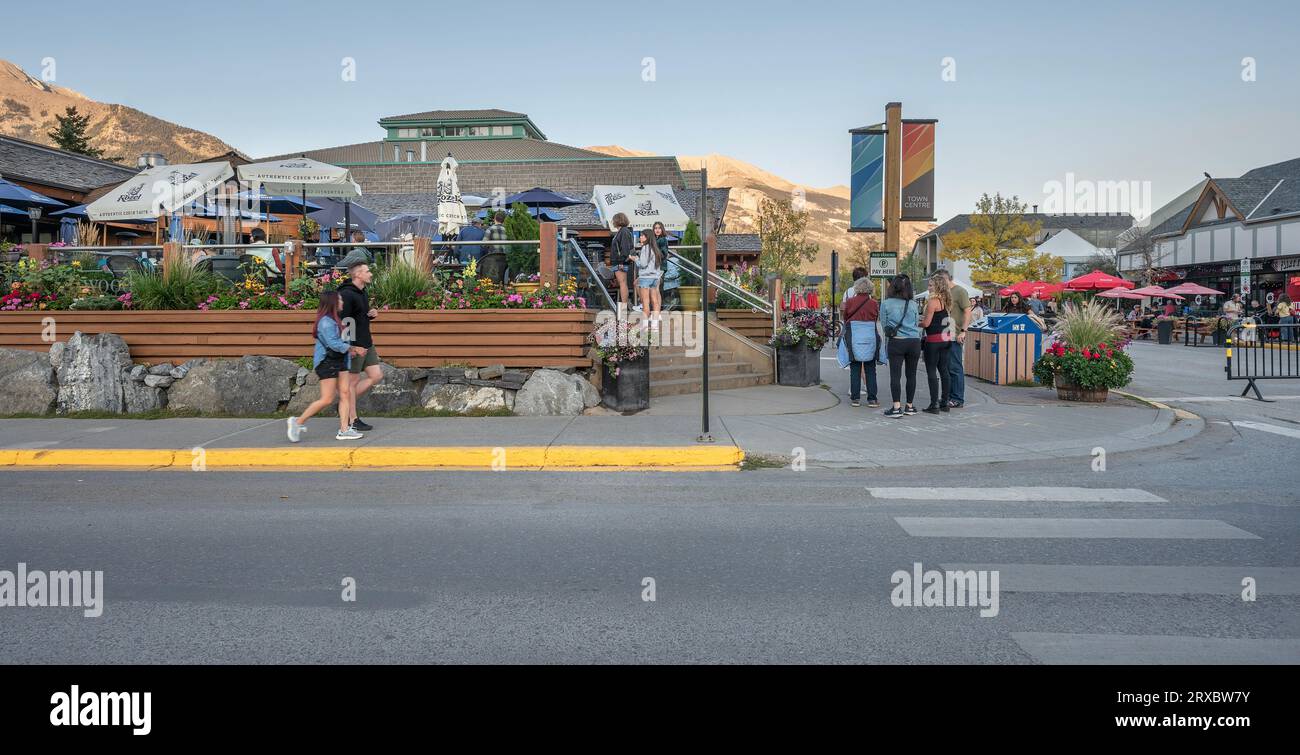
[879,274,922,418]
[629,228,663,326]
[920,273,953,414]
[840,268,882,407]
[287,290,361,442]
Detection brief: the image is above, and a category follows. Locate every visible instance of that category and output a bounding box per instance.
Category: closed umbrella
[435,155,468,237]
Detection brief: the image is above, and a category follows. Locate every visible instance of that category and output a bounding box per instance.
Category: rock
[463,368,479,380]
[295,367,308,386]
[122,376,165,413]
[502,370,529,384]
[148,362,173,376]
[48,341,64,366]
[0,347,58,414]
[424,367,464,385]
[355,363,420,414]
[420,383,512,413]
[143,374,173,389]
[404,367,428,383]
[285,372,336,417]
[575,374,601,408]
[166,355,299,415]
[512,369,585,416]
[169,359,202,380]
[478,363,505,379]
[54,332,132,413]
[129,364,148,382]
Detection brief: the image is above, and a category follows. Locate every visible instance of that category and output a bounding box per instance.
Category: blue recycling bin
[965,313,1043,385]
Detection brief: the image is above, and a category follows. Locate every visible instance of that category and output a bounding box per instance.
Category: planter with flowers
[511,272,541,296]
[1032,301,1135,402]
[590,319,649,412]
[769,308,831,386]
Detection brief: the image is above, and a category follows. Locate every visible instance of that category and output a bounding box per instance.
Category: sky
[8,0,1299,221]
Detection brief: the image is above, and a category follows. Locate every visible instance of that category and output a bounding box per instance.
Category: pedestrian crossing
[873,485,1299,664]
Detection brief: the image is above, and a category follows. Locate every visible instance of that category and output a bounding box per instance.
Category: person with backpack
[879,274,922,418]
[839,268,883,408]
[286,290,361,441]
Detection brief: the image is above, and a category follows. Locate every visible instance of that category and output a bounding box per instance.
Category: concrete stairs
[650,344,772,397]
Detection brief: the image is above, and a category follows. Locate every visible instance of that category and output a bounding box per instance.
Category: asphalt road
[1,416,1297,664]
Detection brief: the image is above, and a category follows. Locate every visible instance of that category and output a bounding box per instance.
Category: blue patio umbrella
[310,198,377,234]
[476,206,565,222]
[0,203,29,216]
[235,191,323,215]
[494,187,586,208]
[375,213,440,241]
[0,177,64,210]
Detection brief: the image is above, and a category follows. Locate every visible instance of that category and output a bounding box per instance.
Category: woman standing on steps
[287,290,360,442]
[919,273,953,414]
[879,274,921,418]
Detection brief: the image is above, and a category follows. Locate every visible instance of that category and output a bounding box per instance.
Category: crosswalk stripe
[1232,420,1300,440]
[940,564,1300,594]
[894,517,1260,539]
[867,487,1166,503]
[1011,632,1300,664]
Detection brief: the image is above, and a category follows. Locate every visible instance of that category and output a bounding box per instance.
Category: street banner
[901,120,936,221]
[849,128,886,232]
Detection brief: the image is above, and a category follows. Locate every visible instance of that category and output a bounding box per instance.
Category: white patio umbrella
[435,155,468,236]
[86,162,234,221]
[592,184,690,232]
[237,157,361,241]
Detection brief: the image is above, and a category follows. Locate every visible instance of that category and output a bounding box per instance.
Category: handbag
[882,299,910,339]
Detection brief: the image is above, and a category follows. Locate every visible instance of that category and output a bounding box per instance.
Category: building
[912,211,1133,286]
[260,109,688,234]
[0,134,139,243]
[1116,157,1300,305]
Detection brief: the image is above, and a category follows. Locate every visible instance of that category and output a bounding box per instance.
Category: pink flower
[239,300,250,309]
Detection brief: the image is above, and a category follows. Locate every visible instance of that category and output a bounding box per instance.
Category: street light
[27,206,41,244]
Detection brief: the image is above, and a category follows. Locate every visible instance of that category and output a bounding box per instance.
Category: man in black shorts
[338,259,383,432]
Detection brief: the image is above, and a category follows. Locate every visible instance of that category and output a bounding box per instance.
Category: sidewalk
[0,360,1202,469]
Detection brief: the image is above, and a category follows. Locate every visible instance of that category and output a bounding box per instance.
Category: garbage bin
[965,313,1043,385]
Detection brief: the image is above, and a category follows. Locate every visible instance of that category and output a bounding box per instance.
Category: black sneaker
[867,400,880,408]
[947,400,964,409]
[351,418,374,432]
[903,405,918,416]
[940,403,951,413]
[923,404,941,414]
[884,407,905,418]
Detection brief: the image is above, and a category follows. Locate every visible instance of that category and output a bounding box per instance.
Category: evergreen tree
[47,107,104,158]
[505,202,541,276]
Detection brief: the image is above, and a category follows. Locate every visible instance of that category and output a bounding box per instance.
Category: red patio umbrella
[1065,271,1135,291]
[1097,286,1145,300]
[1130,285,1184,300]
[1164,282,1226,296]
[1000,280,1061,299]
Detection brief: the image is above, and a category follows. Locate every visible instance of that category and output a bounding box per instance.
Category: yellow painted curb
[1,445,744,470]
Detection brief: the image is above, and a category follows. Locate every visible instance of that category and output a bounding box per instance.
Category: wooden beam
[884,102,903,256]
[413,236,432,276]
[539,221,557,287]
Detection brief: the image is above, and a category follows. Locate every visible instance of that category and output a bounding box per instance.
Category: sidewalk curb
[0,445,745,470]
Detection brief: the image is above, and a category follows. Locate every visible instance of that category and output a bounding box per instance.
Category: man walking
[338,258,383,432]
[939,269,971,408]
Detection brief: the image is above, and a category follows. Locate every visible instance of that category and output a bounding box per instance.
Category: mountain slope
[586,145,931,274]
[0,60,236,165]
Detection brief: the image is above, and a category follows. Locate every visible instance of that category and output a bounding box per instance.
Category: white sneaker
[633,305,643,312]
[286,417,302,443]
[335,428,363,441]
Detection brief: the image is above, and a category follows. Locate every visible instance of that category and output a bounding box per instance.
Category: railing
[664,246,772,314]
[1225,321,1299,401]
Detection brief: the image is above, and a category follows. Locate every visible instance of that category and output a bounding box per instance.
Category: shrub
[769,308,832,350]
[125,259,223,310]
[1052,300,1126,350]
[1033,340,1134,390]
[368,261,434,309]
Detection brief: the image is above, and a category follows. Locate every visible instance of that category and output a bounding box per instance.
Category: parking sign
[870,252,898,278]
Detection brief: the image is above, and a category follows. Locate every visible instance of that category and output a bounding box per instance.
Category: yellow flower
[38,303,47,310]
[71,260,82,267]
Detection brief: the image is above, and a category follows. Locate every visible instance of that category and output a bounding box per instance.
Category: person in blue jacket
[879,274,923,418]
[286,290,362,442]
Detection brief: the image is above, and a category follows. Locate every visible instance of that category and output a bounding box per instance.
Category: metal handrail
[665,247,772,314]
[563,237,616,311]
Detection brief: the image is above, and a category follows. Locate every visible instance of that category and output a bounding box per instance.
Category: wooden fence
[716,309,774,345]
[0,309,597,368]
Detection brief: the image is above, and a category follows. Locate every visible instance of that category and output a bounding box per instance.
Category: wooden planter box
[716,308,773,344]
[0,309,596,368]
[1054,373,1109,402]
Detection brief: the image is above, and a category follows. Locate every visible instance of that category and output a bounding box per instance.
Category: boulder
[295,367,308,386]
[403,367,429,383]
[512,369,585,416]
[355,362,420,414]
[143,374,173,389]
[129,364,148,382]
[166,355,299,415]
[478,363,505,379]
[147,362,173,376]
[420,383,512,413]
[122,377,165,413]
[54,332,132,413]
[169,359,202,380]
[0,347,58,415]
[576,375,601,408]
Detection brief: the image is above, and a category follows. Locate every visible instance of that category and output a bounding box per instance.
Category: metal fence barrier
[1225,321,1299,401]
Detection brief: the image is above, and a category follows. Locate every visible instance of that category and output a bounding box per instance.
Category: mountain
[586,145,932,274]
[0,59,236,165]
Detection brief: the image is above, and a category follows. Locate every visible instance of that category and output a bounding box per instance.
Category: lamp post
[27,206,42,244]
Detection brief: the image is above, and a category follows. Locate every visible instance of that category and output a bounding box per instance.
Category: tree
[680,219,702,266]
[1121,230,1164,286]
[757,197,819,290]
[46,106,118,161]
[1077,250,1118,276]
[505,202,540,276]
[1014,248,1065,282]
[941,193,1044,285]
